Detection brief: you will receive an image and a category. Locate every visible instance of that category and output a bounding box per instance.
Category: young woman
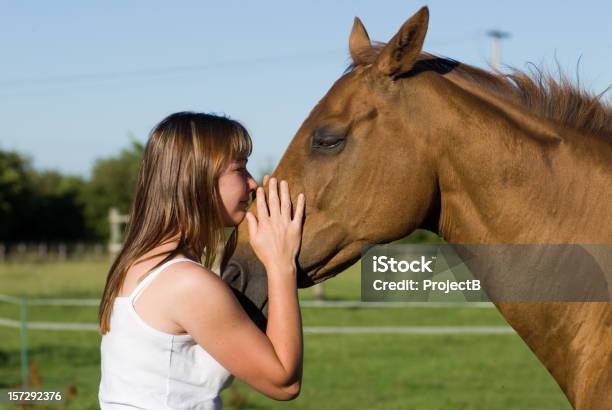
[98,112,305,409]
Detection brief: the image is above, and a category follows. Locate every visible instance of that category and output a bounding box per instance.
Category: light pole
[486,30,511,71]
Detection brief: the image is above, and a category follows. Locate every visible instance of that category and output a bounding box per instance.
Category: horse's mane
[347,45,612,138]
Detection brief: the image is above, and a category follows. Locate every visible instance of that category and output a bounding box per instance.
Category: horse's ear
[376,6,429,77]
[349,17,372,66]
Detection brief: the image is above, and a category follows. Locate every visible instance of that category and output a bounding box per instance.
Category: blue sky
[1,1,611,178]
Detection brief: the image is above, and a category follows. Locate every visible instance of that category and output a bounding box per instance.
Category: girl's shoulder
[121,257,216,297]
[165,262,243,334]
[164,261,231,300]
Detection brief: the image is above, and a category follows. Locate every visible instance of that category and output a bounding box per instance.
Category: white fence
[0,293,505,335]
[0,242,107,263]
[0,293,511,389]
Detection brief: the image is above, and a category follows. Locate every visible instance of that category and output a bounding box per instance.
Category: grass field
[0,258,571,409]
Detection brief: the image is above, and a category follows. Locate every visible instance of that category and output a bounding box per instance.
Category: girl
[98,112,305,409]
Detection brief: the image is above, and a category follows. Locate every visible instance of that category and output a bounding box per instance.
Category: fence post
[75,242,84,258]
[20,297,29,390]
[109,208,129,259]
[94,243,103,260]
[17,243,26,261]
[37,243,47,261]
[58,243,67,262]
[313,283,326,301]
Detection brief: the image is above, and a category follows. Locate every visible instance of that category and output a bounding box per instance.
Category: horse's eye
[312,132,346,153]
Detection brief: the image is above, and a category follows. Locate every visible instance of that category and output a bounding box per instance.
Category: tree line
[0,141,143,242]
[1,141,444,246]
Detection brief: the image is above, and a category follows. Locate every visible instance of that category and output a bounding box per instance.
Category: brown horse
[221,6,612,409]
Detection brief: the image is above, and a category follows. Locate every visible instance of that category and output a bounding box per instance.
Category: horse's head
[221,7,443,326]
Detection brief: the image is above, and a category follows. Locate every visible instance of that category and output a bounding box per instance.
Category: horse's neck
[430,88,612,405]
[433,101,612,244]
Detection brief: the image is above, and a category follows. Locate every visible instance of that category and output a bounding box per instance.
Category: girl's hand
[245,177,305,274]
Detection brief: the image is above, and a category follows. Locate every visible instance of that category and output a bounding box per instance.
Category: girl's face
[218,158,258,226]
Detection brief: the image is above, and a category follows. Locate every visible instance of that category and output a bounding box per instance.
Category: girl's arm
[172,178,305,400]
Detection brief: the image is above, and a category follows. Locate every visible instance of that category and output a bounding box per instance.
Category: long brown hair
[99,112,252,334]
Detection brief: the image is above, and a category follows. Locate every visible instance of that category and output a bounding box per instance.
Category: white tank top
[99,258,234,409]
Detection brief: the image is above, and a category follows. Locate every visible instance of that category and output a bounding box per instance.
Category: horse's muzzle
[220,249,269,331]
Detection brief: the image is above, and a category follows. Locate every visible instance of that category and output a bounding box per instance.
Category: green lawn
[0,257,570,409]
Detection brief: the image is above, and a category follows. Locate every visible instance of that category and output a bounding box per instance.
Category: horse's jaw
[221,250,317,331]
[221,246,269,331]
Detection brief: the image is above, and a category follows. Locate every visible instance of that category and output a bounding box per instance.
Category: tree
[0,150,33,240]
[26,171,88,241]
[80,140,144,239]
[0,149,91,242]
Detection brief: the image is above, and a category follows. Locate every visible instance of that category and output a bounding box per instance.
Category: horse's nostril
[297,273,315,288]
